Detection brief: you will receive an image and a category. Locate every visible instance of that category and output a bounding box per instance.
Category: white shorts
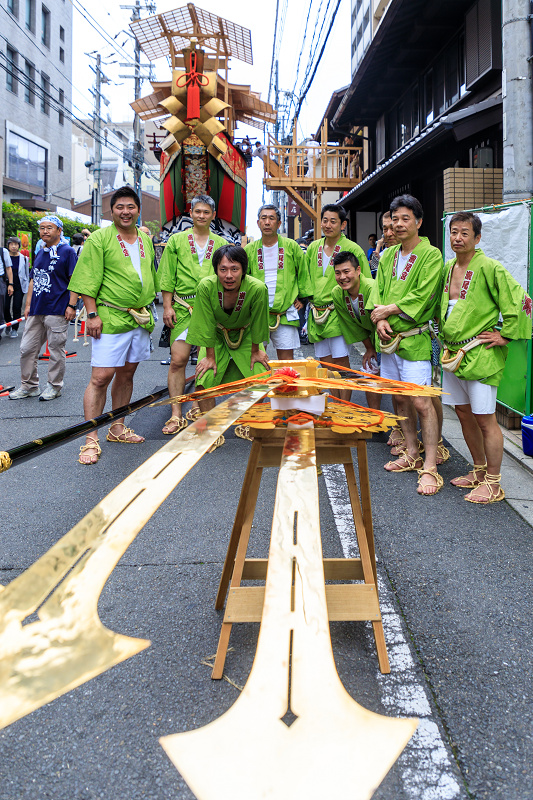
[314,334,349,359]
[173,327,189,343]
[91,328,151,368]
[442,370,497,414]
[269,323,300,351]
[380,352,432,385]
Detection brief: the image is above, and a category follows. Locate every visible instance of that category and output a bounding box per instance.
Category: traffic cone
[39,341,51,360]
[39,340,77,359]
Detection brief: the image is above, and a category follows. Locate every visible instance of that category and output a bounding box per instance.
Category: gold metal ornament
[0,383,277,730]
[161,425,417,799]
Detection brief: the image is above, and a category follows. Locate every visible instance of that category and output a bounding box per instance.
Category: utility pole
[120,0,156,223]
[88,53,110,225]
[273,59,280,220]
[502,0,533,201]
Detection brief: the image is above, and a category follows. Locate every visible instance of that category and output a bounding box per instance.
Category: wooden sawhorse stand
[212,426,390,677]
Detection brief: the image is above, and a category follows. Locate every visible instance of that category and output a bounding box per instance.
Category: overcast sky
[72,0,351,235]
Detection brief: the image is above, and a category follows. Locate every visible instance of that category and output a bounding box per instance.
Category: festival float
[130,4,276,241]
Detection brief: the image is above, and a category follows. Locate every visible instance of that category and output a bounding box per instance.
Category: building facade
[71,119,161,220]
[339,0,503,247]
[351,0,392,76]
[0,0,73,211]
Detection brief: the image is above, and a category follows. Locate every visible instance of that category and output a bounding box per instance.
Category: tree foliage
[2,203,99,246]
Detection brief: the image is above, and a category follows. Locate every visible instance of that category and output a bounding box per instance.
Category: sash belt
[310,302,334,325]
[98,301,151,325]
[441,336,485,373]
[380,322,430,355]
[216,322,249,350]
[269,308,291,331]
[172,292,196,314]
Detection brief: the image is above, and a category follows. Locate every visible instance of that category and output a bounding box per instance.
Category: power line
[0,58,158,178]
[293,0,342,121]
[68,0,139,67]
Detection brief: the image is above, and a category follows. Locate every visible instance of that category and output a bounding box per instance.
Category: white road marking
[323,463,462,799]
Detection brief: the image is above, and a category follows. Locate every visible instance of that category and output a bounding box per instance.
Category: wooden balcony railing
[263,134,364,189]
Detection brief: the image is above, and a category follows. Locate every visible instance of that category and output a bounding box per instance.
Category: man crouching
[186,245,270,449]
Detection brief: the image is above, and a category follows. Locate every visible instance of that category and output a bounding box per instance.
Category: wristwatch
[67,303,77,310]
[88,311,98,319]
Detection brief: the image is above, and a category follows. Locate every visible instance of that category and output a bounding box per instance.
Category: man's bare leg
[413,395,439,495]
[465,412,504,501]
[107,361,144,442]
[451,404,486,486]
[79,366,116,464]
[325,354,351,400]
[164,340,191,433]
[385,395,419,469]
[276,348,294,360]
[365,391,381,410]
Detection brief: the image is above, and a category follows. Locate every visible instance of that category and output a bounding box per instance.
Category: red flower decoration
[274,367,300,378]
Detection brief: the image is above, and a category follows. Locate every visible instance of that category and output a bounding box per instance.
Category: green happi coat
[246,235,310,332]
[186,273,269,389]
[367,237,442,361]
[157,229,227,345]
[438,249,532,385]
[305,235,370,342]
[68,224,156,334]
[331,275,377,346]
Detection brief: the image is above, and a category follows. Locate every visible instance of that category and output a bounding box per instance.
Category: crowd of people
[3,186,532,505]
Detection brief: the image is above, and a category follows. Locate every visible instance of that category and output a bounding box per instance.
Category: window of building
[59,46,64,63]
[7,0,18,17]
[41,72,50,114]
[58,155,64,171]
[24,60,34,104]
[41,5,50,47]
[6,47,18,94]
[58,88,64,124]
[59,25,64,41]
[7,130,47,190]
[25,0,35,31]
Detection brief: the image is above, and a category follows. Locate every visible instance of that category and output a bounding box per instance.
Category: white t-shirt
[196,241,207,264]
[262,242,279,305]
[124,239,142,285]
[446,298,458,320]
[350,295,361,319]
[396,250,411,280]
[321,251,332,276]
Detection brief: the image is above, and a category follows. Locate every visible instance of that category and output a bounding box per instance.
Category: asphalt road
[0,320,532,800]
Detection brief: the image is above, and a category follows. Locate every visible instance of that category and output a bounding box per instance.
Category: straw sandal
[387,426,404,447]
[162,416,188,435]
[235,424,253,441]
[391,438,424,456]
[465,473,505,504]
[106,423,145,443]
[208,434,225,453]
[384,452,424,472]
[417,468,443,496]
[78,438,101,465]
[450,463,487,488]
[436,439,450,464]
[185,407,203,422]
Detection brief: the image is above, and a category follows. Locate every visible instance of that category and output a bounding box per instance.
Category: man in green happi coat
[186,245,270,447]
[305,204,369,395]
[331,250,380,410]
[157,195,227,434]
[439,211,532,504]
[368,194,444,496]
[68,186,156,465]
[246,204,310,359]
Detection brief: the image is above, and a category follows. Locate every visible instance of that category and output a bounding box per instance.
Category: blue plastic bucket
[521,415,533,457]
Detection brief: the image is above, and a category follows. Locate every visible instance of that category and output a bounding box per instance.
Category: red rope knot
[175,51,210,120]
